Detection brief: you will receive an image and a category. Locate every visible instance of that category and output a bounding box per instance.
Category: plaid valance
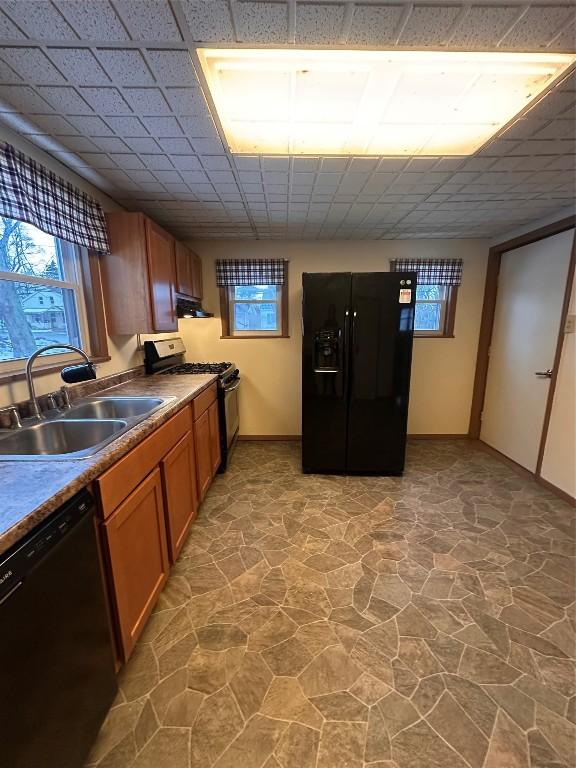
[0,142,110,254]
[390,258,463,286]
[216,259,287,286]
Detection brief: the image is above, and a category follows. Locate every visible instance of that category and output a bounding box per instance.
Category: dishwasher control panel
[0,490,92,603]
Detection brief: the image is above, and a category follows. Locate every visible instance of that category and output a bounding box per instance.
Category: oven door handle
[224,379,241,393]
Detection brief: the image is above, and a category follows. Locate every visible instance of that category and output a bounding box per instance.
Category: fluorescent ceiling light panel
[197,49,575,156]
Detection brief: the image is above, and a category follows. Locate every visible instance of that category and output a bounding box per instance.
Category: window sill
[220,335,291,340]
[414,334,455,339]
[0,355,111,384]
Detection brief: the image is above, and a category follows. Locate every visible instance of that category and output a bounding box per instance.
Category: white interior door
[480,229,573,471]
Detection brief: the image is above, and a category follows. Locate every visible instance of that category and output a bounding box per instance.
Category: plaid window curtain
[216,259,287,286]
[390,258,463,286]
[0,142,110,254]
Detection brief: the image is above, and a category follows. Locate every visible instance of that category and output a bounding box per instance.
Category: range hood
[176,297,213,319]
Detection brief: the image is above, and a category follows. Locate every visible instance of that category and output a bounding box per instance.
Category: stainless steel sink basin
[0,394,175,461]
[61,396,166,420]
[0,419,128,460]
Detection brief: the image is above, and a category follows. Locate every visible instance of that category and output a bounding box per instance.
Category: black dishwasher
[0,489,118,768]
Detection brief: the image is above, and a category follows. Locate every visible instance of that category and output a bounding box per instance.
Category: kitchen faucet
[25,344,94,420]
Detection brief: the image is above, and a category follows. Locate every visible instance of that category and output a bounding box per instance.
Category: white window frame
[227,284,283,337]
[414,284,453,337]
[0,225,91,375]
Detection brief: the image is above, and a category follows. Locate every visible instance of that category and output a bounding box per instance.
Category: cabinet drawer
[97,406,192,517]
[192,383,217,421]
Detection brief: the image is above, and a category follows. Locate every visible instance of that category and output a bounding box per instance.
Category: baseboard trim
[475,440,575,506]
[407,434,469,439]
[535,475,576,507]
[238,435,301,441]
[238,434,469,441]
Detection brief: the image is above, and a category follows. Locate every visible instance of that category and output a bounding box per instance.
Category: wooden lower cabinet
[103,468,169,660]
[161,431,198,563]
[208,401,221,476]
[194,409,212,502]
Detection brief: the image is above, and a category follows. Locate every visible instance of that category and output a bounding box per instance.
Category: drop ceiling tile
[45,48,109,86]
[122,136,159,152]
[21,113,77,134]
[78,152,117,169]
[0,47,67,85]
[502,5,575,47]
[157,137,192,153]
[0,7,26,37]
[295,2,346,44]
[170,154,203,170]
[56,134,100,152]
[0,1,77,40]
[189,136,224,153]
[38,85,96,114]
[91,136,129,152]
[66,114,114,136]
[125,168,157,182]
[113,0,182,41]
[200,155,230,171]
[181,169,208,183]
[180,0,234,42]
[109,152,146,170]
[532,119,575,140]
[146,50,195,85]
[233,155,260,171]
[450,6,521,48]
[124,87,171,115]
[79,86,132,115]
[0,84,54,113]
[164,86,207,115]
[347,4,404,45]
[54,1,129,41]
[104,115,148,136]
[141,115,183,136]
[177,114,219,138]
[400,5,461,45]
[93,49,153,88]
[152,169,183,182]
[140,153,174,170]
[235,1,288,43]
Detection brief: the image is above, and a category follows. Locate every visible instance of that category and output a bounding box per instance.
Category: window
[0,215,90,370]
[415,285,458,337]
[217,259,289,339]
[228,284,283,336]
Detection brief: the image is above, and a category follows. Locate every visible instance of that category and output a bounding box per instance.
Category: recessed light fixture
[196,48,575,156]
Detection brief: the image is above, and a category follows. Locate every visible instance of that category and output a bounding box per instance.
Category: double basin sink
[0,396,175,461]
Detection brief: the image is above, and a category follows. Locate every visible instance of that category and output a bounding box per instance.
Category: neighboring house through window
[0,215,89,370]
[216,259,289,338]
[390,258,462,338]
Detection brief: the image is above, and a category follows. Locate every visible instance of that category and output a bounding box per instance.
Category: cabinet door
[175,241,192,296]
[145,218,177,331]
[161,431,198,563]
[104,468,169,660]
[190,250,203,300]
[194,409,212,502]
[208,401,221,477]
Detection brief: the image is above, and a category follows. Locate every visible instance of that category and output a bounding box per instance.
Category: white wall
[181,239,489,436]
[0,127,146,407]
[540,258,576,497]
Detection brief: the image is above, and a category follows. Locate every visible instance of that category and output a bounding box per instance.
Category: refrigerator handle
[343,309,351,397]
[351,309,357,349]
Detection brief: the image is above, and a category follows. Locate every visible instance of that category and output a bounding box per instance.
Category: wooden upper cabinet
[103,468,169,661]
[175,242,203,301]
[103,212,177,334]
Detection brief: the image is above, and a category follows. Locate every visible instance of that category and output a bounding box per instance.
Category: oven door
[223,378,240,447]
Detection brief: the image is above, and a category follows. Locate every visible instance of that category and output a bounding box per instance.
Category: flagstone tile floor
[85,439,575,768]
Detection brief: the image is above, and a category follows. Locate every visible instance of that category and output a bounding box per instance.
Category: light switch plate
[564,314,575,334]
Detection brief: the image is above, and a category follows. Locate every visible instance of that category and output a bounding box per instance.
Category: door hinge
[480,411,484,421]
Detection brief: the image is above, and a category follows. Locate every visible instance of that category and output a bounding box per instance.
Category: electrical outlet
[564,314,575,334]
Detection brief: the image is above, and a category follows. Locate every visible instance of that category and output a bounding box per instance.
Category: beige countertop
[0,373,217,556]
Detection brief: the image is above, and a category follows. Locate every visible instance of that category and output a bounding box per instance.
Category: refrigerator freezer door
[302,273,351,472]
[346,272,416,474]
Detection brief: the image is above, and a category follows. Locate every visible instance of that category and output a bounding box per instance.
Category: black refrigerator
[302,271,416,475]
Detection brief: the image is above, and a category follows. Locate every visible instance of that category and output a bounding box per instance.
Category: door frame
[468,216,576,492]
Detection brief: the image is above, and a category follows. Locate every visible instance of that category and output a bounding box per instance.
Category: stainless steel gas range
[143,338,240,472]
